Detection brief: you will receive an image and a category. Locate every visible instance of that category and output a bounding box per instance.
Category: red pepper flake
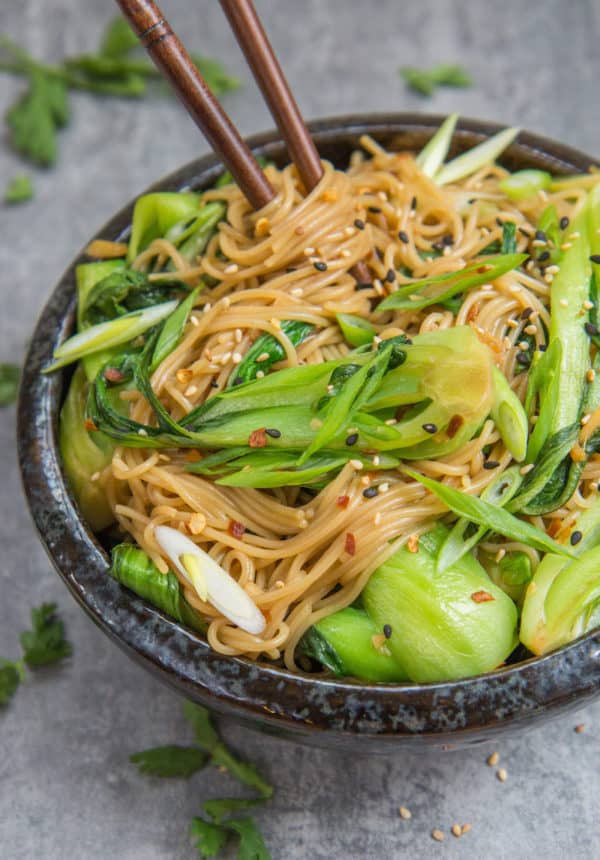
[471,590,495,603]
[84,418,98,432]
[228,520,245,539]
[103,366,126,383]
[345,532,356,556]
[248,427,267,448]
[547,519,562,538]
[466,302,480,323]
[337,494,350,509]
[447,414,464,439]
[185,449,202,462]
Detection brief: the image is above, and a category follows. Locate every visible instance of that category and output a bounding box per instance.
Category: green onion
[336,313,376,347]
[499,169,552,201]
[150,286,201,372]
[491,366,528,461]
[434,127,520,186]
[415,113,458,179]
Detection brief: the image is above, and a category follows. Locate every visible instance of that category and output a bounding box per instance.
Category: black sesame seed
[432,241,445,252]
[496,217,504,228]
[442,234,454,246]
[368,206,382,214]
[422,423,438,434]
[410,196,417,210]
[520,307,534,320]
[383,624,392,639]
[285,267,296,273]
[590,255,600,265]
[538,344,547,352]
[483,460,500,469]
[363,486,379,499]
[570,530,583,546]
[314,261,328,272]
[265,428,281,438]
[516,351,531,366]
[345,433,359,446]
[585,322,599,336]
[535,229,547,242]
[537,250,551,262]
[232,377,243,386]
[560,216,570,230]
[354,218,365,230]
[355,282,373,291]
[518,227,532,238]
[385,268,396,283]
[398,230,410,244]
[210,381,220,388]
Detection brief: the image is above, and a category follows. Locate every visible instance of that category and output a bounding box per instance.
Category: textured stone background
[1,1,599,858]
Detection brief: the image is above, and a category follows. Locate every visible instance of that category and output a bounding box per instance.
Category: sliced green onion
[491,366,528,462]
[336,313,376,347]
[150,287,201,372]
[415,113,459,178]
[45,300,177,372]
[435,127,520,186]
[499,170,552,201]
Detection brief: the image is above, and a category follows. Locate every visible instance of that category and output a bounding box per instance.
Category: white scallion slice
[416,113,459,178]
[154,525,266,635]
[45,300,178,372]
[434,127,520,187]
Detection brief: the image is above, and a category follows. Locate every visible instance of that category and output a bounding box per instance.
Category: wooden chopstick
[219,0,372,286]
[115,0,275,210]
[219,0,323,192]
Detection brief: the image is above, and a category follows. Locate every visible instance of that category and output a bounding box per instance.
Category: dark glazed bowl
[18,114,600,751]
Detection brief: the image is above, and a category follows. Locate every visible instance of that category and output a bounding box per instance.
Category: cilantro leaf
[400,63,473,97]
[4,174,33,204]
[6,72,69,166]
[20,603,72,667]
[100,16,139,58]
[129,745,208,778]
[0,363,20,406]
[0,661,21,707]
[203,797,265,826]
[190,817,229,858]
[227,818,271,860]
[183,702,273,798]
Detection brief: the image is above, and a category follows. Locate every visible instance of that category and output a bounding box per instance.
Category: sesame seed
[583,300,594,310]
[219,351,232,365]
[344,226,356,238]
[524,324,537,335]
[535,229,547,241]
[585,322,599,336]
[518,227,532,238]
[422,423,438,434]
[385,268,396,283]
[451,824,462,838]
[398,230,409,244]
[497,768,508,783]
[495,548,506,563]
[184,384,198,397]
[570,530,583,546]
[314,261,328,272]
[590,255,600,264]
[256,370,265,378]
[138,428,148,436]
[224,263,239,274]
[487,751,500,766]
[354,218,365,230]
[368,205,382,214]
[383,624,392,639]
[295,225,305,235]
[575,723,585,733]
[518,340,529,351]
[561,242,573,251]
[360,475,371,486]
[516,351,531,367]
[560,216,570,230]
[303,246,315,256]
[373,512,382,526]
[537,250,550,262]
[520,463,534,475]
[587,369,596,383]
[190,314,200,327]
[461,824,472,835]
[483,460,500,470]
[290,287,304,296]
[341,248,352,258]
[90,471,100,482]
[399,806,412,820]
[363,486,379,498]
[210,381,219,388]
[232,377,243,386]
[350,459,363,470]
[506,319,519,329]
[545,265,560,275]
[559,298,569,308]
[232,352,243,364]
[431,830,445,843]
[520,307,534,320]
[372,455,380,466]
[410,196,417,210]
[568,231,581,240]
[379,482,389,493]
[345,433,359,446]
[256,352,270,363]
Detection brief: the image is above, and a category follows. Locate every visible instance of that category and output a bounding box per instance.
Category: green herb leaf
[4,174,33,204]
[405,468,574,558]
[0,363,20,406]
[151,287,201,372]
[183,702,273,798]
[203,798,266,826]
[228,320,313,387]
[129,745,208,778]
[19,603,72,667]
[6,71,69,166]
[100,16,139,58]
[0,661,21,706]
[226,818,271,860]
[400,64,472,96]
[190,817,229,858]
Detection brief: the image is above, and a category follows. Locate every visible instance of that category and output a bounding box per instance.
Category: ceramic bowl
[18,114,600,751]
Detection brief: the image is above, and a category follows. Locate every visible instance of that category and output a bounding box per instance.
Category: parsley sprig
[130,702,273,859]
[400,63,473,96]
[0,603,71,707]
[0,16,241,168]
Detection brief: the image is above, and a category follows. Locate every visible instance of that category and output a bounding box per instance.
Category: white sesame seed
[350,459,364,470]
[374,512,382,526]
[481,283,494,292]
[559,298,569,308]
[379,482,389,493]
[497,768,508,783]
[290,287,304,296]
[398,806,412,820]
[583,300,594,310]
[184,384,198,397]
[190,314,200,327]
[524,324,537,335]
[568,231,581,240]
[303,246,315,256]
[220,351,232,365]
[234,328,242,343]
[432,830,445,842]
[360,475,370,486]
[256,370,265,378]
[341,249,352,258]
[520,463,534,475]
[138,428,148,436]
[222,297,231,308]
[90,471,100,482]
[224,263,239,274]
[487,751,500,766]
[581,413,591,426]
[561,242,573,251]
[344,226,356,237]
[545,265,560,275]
[372,455,380,466]
[232,352,243,364]
[495,548,506,563]
[519,341,529,351]
[203,303,212,312]
[507,319,519,329]
[257,352,270,362]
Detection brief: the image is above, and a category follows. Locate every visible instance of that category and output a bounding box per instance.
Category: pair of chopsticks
[115,0,371,283]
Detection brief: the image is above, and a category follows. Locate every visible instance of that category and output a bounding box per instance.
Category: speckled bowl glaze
[18,115,600,751]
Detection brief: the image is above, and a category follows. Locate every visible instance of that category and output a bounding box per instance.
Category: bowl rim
[17,112,600,748]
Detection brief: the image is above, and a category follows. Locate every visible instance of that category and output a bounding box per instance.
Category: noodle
[100,139,597,669]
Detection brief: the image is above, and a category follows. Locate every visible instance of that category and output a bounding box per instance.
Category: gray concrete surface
[1,1,599,857]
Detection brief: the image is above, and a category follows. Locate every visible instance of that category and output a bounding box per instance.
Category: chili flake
[248,428,267,448]
[471,590,495,603]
